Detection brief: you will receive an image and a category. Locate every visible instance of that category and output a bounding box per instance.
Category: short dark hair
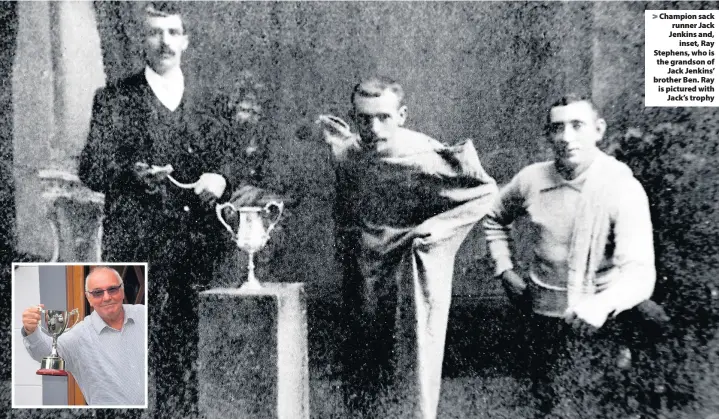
[351,76,405,107]
[548,93,601,118]
[144,2,183,18]
[545,93,602,131]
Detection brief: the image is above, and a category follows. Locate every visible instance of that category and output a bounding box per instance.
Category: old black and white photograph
[1,1,718,418]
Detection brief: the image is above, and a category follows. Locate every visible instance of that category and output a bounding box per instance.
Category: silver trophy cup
[216,201,284,290]
[37,308,79,376]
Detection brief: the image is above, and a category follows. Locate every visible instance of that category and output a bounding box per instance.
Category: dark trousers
[152,289,202,418]
[522,315,572,415]
[521,308,664,419]
[148,238,218,419]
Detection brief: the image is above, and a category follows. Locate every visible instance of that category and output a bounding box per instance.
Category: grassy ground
[303,296,537,418]
[309,376,534,419]
[306,296,719,419]
[5,258,718,419]
[308,375,719,419]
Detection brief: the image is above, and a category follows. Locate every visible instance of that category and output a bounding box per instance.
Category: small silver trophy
[36,308,79,376]
[160,166,284,288]
[216,201,284,290]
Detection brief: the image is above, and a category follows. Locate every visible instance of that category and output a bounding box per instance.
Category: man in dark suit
[79,3,267,417]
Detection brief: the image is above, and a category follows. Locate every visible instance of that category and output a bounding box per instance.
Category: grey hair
[85,267,124,292]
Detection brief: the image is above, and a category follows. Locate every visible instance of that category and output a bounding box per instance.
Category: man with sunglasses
[21,267,146,406]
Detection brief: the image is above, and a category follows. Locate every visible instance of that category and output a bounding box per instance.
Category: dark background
[93,0,598,299]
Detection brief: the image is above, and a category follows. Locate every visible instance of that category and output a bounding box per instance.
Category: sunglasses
[87,284,123,299]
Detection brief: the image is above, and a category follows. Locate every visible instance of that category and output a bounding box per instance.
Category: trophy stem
[242,251,262,290]
[50,337,59,357]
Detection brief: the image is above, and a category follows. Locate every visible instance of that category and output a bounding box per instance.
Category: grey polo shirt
[22,304,146,406]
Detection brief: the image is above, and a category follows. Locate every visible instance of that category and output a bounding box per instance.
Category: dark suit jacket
[79,71,245,271]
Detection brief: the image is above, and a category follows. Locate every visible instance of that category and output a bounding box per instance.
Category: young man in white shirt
[483,93,657,417]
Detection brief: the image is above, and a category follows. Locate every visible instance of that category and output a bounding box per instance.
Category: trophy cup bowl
[216,200,284,290]
[36,308,79,376]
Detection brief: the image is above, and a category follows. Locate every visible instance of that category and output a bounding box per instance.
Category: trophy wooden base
[36,368,68,376]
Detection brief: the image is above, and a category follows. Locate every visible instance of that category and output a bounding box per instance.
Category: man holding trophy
[318,77,498,418]
[20,267,146,406]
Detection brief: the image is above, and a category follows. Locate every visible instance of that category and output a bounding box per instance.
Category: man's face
[143,14,188,74]
[86,270,125,322]
[547,101,606,171]
[352,91,407,145]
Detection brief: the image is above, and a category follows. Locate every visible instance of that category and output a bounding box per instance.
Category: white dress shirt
[145,66,184,111]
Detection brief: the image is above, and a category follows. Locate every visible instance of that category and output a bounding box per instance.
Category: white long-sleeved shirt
[482,157,656,318]
[145,65,184,111]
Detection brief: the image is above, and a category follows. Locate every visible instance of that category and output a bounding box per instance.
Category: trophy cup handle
[37,306,48,335]
[65,308,80,331]
[263,201,284,235]
[215,202,238,236]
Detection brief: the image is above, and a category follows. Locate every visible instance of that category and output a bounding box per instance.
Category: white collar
[144,66,185,111]
[90,305,134,334]
[145,65,184,89]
